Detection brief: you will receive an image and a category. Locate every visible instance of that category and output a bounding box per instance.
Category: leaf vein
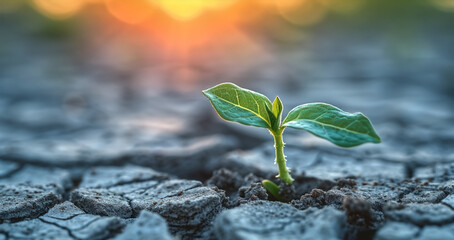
[215,95,271,127]
[343,119,358,130]
[313,111,329,121]
[290,119,372,138]
[234,89,240,105]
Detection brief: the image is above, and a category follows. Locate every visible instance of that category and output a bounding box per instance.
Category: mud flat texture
[1,4,454,240]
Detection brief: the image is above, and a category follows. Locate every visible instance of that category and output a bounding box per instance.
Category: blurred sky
[1,0,454,95]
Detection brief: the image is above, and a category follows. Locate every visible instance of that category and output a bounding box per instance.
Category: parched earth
[1,9,454,240]
[0,88,453,240]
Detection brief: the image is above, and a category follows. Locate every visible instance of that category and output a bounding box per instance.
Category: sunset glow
[8,0,451,80]
[106,0,154,24]
[154,0,236,21]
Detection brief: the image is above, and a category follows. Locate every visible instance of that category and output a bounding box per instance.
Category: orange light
[153,0,236,21]
[32,0,84,19]
[105,0,154,24]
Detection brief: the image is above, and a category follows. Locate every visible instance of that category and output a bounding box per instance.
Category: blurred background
[0,0,453,163]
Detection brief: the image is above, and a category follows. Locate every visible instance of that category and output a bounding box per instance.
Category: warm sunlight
[154,0,236,21]
[32,0,84,19]
[106,0,154,24]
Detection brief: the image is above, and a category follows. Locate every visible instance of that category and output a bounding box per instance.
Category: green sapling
[203,83,381,185]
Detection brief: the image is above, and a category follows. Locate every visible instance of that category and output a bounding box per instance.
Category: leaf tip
[272,96,283,118]
[201,89,209,99]
[273,96,283,105]
[373,134,382,143]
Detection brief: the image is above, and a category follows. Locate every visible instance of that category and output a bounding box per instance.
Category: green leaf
[262,179,282,201]
[283,103,381,147]
[202,83,273,129]
[272,96,283,123]
[265,104,278,132]
[266,97,283,132]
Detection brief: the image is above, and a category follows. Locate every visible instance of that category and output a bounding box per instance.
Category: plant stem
[272,128,294,184]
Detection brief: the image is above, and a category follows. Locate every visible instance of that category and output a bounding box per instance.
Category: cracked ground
[1,1,454,240]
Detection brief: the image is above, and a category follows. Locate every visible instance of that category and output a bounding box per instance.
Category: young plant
[203,83,381,185]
